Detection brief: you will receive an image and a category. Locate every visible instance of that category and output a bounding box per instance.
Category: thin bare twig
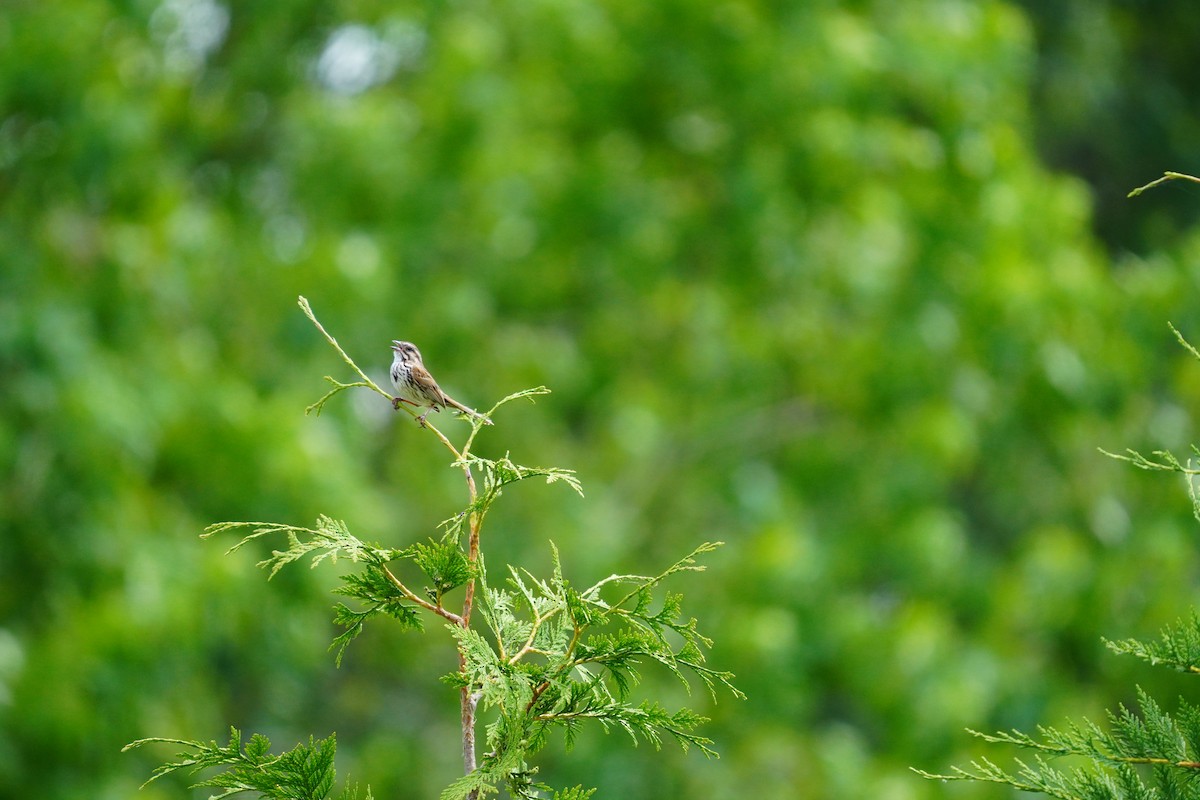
[1128,171,1200,198]
[297,296,391,398]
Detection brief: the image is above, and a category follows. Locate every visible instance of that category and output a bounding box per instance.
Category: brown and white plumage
[389,340,491,425]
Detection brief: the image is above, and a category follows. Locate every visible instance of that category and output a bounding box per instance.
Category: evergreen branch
[124,727,368,800]
[305,377,377,417]
[961,691,1200,769]
[439,769,501,800]
[501,561,570,664]
[458,386,552,454]
[508,603,565,664]
[1105,613,1200,673]
[446,623,511,708]
[454,453,585,507]
[439,735,559,800]
[205,518,461,664]
[551,788,596,800]
[297,296,393,413]
[1169,321,1200,362]
[965,725,1091,757]
[445,541,741,793]
[1128,171,1200,198]
[1099,447,1200,475]
[569,627,742,702]
[1100,446,1200,523]
[922,687,1200,798]
[329,567,426,666]
[674,656,745,701]
[588,541,724,613]
[408,535,474,602]
[329,603,389,667]
[913,755,1086,800]
[203,517,398,579]
[532,700,719,757]
[483,386,552,418]
[377,562,464,625]
[430,417,463,457]
[482,542,743,709]
[916,756,1175,800]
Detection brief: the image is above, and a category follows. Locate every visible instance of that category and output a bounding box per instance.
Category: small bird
[389,340,492,426]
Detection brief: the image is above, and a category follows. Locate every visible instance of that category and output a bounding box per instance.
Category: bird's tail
[445,395,494,425]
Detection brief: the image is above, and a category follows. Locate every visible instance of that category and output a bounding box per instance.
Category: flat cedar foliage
[5,2,1200,799]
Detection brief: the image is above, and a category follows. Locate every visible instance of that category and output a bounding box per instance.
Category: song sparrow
[389,340,492,426]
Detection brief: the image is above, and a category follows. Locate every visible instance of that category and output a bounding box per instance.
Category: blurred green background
[4,1,1200,798]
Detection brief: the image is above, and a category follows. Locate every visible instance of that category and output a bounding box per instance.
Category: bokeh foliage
[3,1,1200,798]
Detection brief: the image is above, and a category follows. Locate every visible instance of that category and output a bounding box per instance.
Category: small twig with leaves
[915,646,1200,796]
[1099,324,1200,523]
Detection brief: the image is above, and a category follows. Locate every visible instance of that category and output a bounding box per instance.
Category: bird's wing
[409,362,446,401]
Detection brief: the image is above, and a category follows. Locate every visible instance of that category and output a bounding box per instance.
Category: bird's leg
[393,396,419,410]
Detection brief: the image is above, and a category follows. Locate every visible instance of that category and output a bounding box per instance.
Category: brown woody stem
[418,418,484,789]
